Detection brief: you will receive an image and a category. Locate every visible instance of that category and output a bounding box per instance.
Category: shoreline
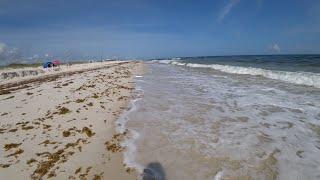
[120,62,320,179]
[0,61,144,179]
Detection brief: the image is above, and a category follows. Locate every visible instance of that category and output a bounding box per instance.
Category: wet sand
[0,61,144,179]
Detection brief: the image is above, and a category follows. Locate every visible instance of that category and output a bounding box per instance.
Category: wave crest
[153,60,320,88]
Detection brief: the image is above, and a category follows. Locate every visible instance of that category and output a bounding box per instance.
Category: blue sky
[0,0,320,63]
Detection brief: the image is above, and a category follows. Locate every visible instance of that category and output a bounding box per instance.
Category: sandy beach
[0,61,144,179]
[1,1,319,179]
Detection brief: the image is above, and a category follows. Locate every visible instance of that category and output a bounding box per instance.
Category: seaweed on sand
[27,158,37,165]
[75,167,81,174]
[4,143,21,151]
[6,148,24,157]
[58,107,71,115]
[3,96,14,100]
[1,112,8,116]
[63,131,71,137]
[32,149,64,178]
[75,99,85,103]
[92,93,99,98]
[0,164,11,168]
[82,127,95,137]
[21,125,34,130]
[0,128,6,134]
[8,128,18,132]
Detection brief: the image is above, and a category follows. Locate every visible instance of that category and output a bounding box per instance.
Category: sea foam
[115,85,145,174]
[154,60,320,88]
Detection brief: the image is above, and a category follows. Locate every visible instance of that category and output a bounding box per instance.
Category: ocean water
[117,55,320,180]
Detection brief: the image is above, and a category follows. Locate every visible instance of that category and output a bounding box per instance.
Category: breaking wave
[153,60,320,88]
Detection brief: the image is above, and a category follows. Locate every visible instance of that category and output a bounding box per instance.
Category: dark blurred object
[142,162,166,180]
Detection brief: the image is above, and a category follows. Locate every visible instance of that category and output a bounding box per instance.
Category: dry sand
[0,61,144,179]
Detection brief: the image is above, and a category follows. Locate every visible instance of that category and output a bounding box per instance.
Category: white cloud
[218,0,240,22]
[0,42,22,65]
[0,42,6,54]
[270,43,281,53]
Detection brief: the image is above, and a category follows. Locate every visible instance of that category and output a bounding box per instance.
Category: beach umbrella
[52,59,61,66]
[43,62,53,68]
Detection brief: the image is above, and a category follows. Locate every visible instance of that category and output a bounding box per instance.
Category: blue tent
[43,61,53,68]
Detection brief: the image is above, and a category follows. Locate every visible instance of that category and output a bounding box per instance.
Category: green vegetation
[0,63,42,69]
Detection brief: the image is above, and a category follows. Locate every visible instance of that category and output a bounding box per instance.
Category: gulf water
[118,55,320,180]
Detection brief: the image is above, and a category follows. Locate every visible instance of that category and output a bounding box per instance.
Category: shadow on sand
[142,162,166,180]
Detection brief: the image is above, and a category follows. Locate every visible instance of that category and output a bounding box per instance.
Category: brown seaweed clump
[82,127,95,137]
[27,158,37,165]
[6,148,24,157]
[8,128,18,132]
[93,175,102,180]
[32,138,85,178]
[3,96,15,100]
[39,140,57,147]
[4,143,21,151]
[47,171,57,178]
[92,94,99,99]
[75,99,85,103]
[78,167,92,179]
[75,167,82,174]
[32,149,64,178]
[0,128,6,134]
[0,164,11,168]
[21,126,34,130]
[63,131,71,137]
[105,131,129,153]
[105,133,126,153]
[126,167,135,173]
[1,112,8,116]
[58,107,71,115]
[105,141,123,153]
[0,89,11,95]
